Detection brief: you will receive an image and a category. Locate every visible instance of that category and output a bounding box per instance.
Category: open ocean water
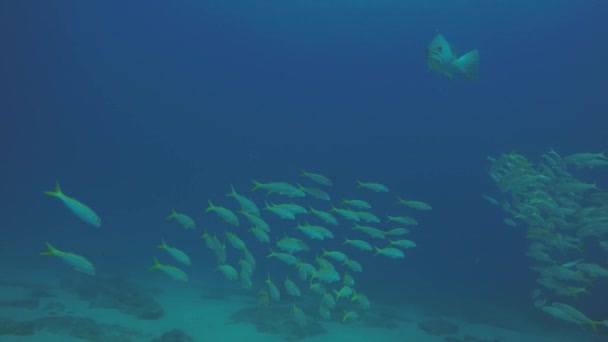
[1,1,607,341]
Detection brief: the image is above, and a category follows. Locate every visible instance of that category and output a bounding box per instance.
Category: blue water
[1,1,607,340]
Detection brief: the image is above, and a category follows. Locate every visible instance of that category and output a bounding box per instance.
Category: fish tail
[40,242,59,256]
[43,181,63,197]
[454,49,480,81]
[373,246,381,256]
[300,170,308,177]
[226,184,236,197]
[355,180,364,188]
[251,180,263,191]
[157,239,168,249]
[205,200,215,212]
[166,209,177,219]
[149,257,161,271]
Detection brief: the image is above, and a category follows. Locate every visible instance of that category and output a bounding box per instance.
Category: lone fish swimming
[426,34,479,80]
[44,181,101,227]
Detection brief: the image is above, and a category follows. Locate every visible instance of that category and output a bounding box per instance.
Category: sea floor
[0,269,601,342]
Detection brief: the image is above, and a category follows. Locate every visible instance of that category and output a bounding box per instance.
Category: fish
[166,209,195,230]
[292,303,308,327]
[426,34,479,80]
[265,274,281,301]
[205,200,239,226]
[297,184,331,201]
[157,240,191,265]
[225,231,247,250]
[300,170,333,186]
[342,310,359,322]
[263,201,296,220]
[388,239,417,249]
[44,182,101,227]
[356,180,389,192]
[267,249,298,265]
[334,286,353,301]
[217,264,238,281]
[226,185,260,217]
[284,276,302,296]
[341,199,371,209]
[374,246,405,259]
[41,242,95,275]
[309,206,339,226]
[343,237,373,251]
[149,257,188,282]
[396,198,432,211]
[251,180,305,197]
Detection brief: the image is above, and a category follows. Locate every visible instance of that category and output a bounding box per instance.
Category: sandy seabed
[0,268,599,342]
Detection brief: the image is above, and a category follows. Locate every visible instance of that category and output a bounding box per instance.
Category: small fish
[342,199,371,209]
[157,240,191,265]
[342,310,359,322]
[343,237,373,251]
[396,198,432,211]
[330,205,360,222]
[309,206,339,226]
[387,215,418,226]
[225,231,247,250]
[217,264,239,281]
[374,246,405,259]
[267,249,298,265]
[265,274,281,301]
[297,184,330,201]
[44,182,101,227]
[264,201,296,220]
[388,239,417,249]
[300,170,333,186]
[284,276,302,296]
[149,257,188,282]
[249,226,270,243]
[205,200,239,226]
[334,286,353,301]
[41,242,95,275]
[322,249,348,262]
[384,227,411,236]
[344,259,363,272]
[426,34,479,80]
[292,303,308,326]
[226,185,260,217]
[351,289,370,310]
[166,209,195,230]
[356,180,389,192]
[251,180,305,197]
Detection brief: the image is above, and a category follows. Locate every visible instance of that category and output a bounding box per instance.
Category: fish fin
[43,181,63,197]
[157,239,168,249]
[454,49,480,80]
[166,209,177,219]
[40,242,59,256]
[251,180,263,191]
[149,257,161,271]
[226,184,236,197]
[205,200,215,212]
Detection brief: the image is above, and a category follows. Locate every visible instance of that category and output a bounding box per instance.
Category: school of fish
[42,171,430,325]
[485,150,608,331]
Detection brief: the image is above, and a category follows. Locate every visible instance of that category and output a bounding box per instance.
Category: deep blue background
[1,0,607,323]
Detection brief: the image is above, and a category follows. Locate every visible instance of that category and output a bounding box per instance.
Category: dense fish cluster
[42,171,431,325]
[486,150,608,331]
